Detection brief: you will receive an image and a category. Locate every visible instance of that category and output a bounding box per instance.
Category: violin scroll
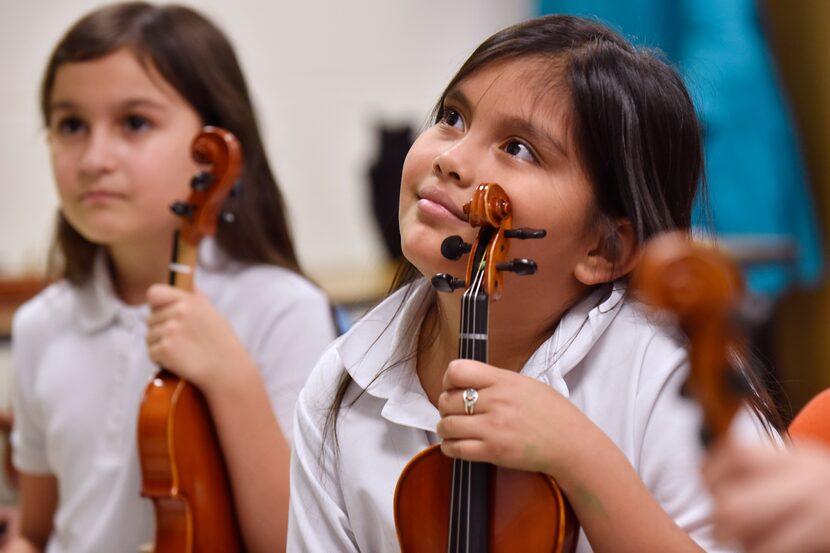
[433,183,546,300]
[633,232,749,447]
[175,126,243,245]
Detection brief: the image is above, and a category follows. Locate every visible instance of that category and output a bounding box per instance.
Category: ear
[574,219,639,286]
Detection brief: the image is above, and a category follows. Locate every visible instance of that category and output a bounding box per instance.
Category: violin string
[468,263,486,552]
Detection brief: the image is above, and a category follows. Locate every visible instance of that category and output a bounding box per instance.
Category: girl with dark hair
[9,3,335,552]
[288,14,781,553]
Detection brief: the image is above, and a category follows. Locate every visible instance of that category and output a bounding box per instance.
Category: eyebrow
[443,89,569,159]
[49,98,169,113]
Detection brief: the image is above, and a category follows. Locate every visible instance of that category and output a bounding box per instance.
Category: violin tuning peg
[431,273,466,293]
[170,201,196,217]
[221,211,236,224]
[190,171,216,191]
[496,258,538,276]
[440,235,472,260]
[504,228,547,240]
[230,180,243,198]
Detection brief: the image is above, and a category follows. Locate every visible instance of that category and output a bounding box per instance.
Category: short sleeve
[10,305,52,474]
[287,348,360,552]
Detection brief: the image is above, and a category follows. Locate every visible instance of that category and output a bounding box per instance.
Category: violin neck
[449,284,491,551]
[168,230,198,293]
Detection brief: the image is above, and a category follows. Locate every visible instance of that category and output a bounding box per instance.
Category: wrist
[199,348,260,401]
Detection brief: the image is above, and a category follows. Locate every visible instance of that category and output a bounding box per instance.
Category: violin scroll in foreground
[632,231,750,447]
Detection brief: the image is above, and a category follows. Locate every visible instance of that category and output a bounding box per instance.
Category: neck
[107,234,176,305]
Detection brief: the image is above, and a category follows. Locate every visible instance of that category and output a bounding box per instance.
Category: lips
[79,189,125,203]
[417,186,467,222]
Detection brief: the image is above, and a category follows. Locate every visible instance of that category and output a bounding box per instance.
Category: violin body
[395,445,578,553]
[137,127,245,553]
[139,371,244,552]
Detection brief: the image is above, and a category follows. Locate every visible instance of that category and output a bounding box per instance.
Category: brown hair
[42,2,301,283]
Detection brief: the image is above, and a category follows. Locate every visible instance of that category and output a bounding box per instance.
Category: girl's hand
[703,440,830,553]
[145,283,255,393]
[436,359,590,475]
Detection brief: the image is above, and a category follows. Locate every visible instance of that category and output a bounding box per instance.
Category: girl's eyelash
[504,139,540,163]
[55,116,86,134]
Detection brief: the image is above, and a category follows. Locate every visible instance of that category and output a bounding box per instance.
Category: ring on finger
[463,388,479,415]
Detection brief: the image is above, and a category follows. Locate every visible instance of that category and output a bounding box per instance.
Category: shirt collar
[337,279,627,433]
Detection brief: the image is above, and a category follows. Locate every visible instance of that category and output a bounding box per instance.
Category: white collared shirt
[11,240,336,553]
[288,280,772,552]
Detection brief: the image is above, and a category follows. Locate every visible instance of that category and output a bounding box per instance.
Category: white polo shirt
[11,240,336,553]
[288,280,773,552]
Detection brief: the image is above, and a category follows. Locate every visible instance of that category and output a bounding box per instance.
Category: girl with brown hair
[8,3,335,552]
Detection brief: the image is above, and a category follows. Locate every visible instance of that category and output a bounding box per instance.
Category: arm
[3,472,57,553]
[437,360,704,553]
[704,440,830,553]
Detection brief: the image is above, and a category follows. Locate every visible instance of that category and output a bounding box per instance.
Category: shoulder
[201,262,330,315]
[580,294,689,399]
[12,280,79,342]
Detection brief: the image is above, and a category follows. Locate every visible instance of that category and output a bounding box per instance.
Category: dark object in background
[368,124,414,260]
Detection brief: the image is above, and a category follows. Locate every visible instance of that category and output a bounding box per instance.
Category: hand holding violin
[145,284,258,396]
[437,359,592,475]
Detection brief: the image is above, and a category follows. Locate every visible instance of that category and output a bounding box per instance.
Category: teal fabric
[539,0,825,296]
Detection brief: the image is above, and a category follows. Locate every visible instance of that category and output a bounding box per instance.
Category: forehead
[454,57,571,119]
[50,48,181,106]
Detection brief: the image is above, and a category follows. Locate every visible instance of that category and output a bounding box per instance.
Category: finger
[146,301,183,327]
[438,388,486,417]
[740,502,808,553]
[440,438,490,462]
[716,470,801,542]
[146,283,186,309]
[442,359,501,392]
[436,414,486,441]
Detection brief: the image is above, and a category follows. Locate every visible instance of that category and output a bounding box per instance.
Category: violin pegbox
[173,126,243,246]
[432,183,546,300]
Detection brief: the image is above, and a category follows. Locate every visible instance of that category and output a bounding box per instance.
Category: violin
[394,183,579,553]
[137,127,245,552]
[632,232,749,446]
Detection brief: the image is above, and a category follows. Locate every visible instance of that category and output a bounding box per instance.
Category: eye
[504,139,537,162]
[122,114,152,133]
[438,107,465,131]
[54,116,87,136]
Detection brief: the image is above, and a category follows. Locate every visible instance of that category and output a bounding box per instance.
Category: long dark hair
[325,14,783,447]
[42,2,301,283]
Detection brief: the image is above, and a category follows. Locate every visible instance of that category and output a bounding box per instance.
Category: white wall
[0,0,533,284]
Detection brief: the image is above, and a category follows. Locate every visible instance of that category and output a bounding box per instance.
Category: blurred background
[0,0,828,509]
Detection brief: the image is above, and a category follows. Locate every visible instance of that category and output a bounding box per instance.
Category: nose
[78,127,118,176]
[432,139,476,189]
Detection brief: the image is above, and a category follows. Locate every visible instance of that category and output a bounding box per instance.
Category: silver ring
[463,388,479,415]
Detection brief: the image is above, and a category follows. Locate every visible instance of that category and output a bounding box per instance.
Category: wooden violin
[137,126,245,552]
[632,232,749,446]
[394,183,579,553]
